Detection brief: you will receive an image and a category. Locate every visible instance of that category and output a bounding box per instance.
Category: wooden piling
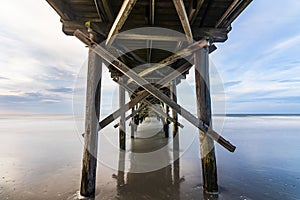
[170,79,178,136]
[131,107,135,139]
[173,128,180,199]
[164,102,170,138]
[194,47,218,194]
[74,32,235,152]
[80,49,102,197]
[119,77,126,150]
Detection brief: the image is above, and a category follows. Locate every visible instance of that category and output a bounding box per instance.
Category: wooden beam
[106,0,138,46]
[119,77,126,150]
[62,20,109,37]
[163,101,170,138]
[170,79,178,136]
[74,30,236,152]
[192,27,229,43]
[199,0,212,27]
[114,103,146,128]
[94,0,114,23]
[114,99,184,129]
[115,32,187,41]
[127,39,208,85]
[46,0,75,20]
[188,0,205,25]
[94,0,104,22]
[99,61,192,132]
[173,0,193,43]
[102,0,114,23]
[80,49,102,198]
[118,80,185,129]
[215,0,242,28]
[149,0,155,25]
[223,0,253,28]
[130,107,136,138]
[194,47,218,194]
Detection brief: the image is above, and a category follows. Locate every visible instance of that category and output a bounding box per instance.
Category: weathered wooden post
[119,77,126,150]
[80,49,102,197]
[131,107,135,139]
[172,79,180,198]
[194,46,218,194]
[170,79,178,136]
[163,102,170,138]
[173,127,180,199]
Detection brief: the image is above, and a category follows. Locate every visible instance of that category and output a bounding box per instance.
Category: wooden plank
[98,61,192,132]
[163,102,170,138]
[119,77,126,150]
[114,104,146,128]
[127,39,208,85]
[170,79,178,136]
[113,97,184,129]
[46,0,75,20]
[102,0,114,23]
[93,0,114,23]
[149,0,155,25]
[188,0,205,25]
[106,0,138,46]
[80,48,102,197]
[192,27,228,43]
[118,80,185,129]
[130,107,136,138]
[194,48,218,193]
[62,20,110,37]
[223,0,253,28]
[74,30,236,152]
[173,0,193,43]
[215,0,242,28]
[115,33,187,41]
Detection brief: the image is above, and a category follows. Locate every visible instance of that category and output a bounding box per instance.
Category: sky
[0,0,299,114]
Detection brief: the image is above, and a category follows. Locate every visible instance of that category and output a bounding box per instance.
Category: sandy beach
[0,114,299,200]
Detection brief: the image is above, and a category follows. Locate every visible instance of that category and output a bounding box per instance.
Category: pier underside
[46,0,252,198]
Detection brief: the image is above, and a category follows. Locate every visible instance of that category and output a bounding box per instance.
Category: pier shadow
[114,129,183,200]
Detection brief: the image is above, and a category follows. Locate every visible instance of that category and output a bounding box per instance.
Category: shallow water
[0,115,299,200]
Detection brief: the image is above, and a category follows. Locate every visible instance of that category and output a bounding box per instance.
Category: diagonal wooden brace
[75,30,236,152]
[116,79,184,128]
[99,57,191,131]
[113,103,147,128]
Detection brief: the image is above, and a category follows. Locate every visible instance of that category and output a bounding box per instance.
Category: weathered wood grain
[80,49,102,197]
[74,30,236,152]
[194,47,218,194]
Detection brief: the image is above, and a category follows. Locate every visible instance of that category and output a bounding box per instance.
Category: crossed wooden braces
[75,30,235,153]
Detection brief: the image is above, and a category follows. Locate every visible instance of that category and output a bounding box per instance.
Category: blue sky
[0,0,299,114]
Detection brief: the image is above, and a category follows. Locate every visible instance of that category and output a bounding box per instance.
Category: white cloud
[0,0,88,113]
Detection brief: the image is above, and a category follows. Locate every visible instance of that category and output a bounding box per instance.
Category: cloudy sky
[0,0,299,114]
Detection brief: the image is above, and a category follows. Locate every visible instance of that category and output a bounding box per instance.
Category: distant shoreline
[1,113,300,118]
[214,114,300,117]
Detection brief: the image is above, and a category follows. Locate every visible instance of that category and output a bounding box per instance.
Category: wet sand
[0,115,299,200]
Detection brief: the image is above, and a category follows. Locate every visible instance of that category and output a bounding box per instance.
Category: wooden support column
[119,77,126,150]
[80,49,102,197]
[194,47,218,194]
[164,101,170,138]
[131,107,135,139]
[116,151,126,196]
[170,79,178,136]
[173,132,180,199]
[75,30,235,153]
[106,0,137,46]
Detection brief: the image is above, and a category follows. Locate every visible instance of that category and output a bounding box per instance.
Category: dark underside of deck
[47,0,251,93]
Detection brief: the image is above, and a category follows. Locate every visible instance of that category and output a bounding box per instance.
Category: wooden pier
[46,0,252,198]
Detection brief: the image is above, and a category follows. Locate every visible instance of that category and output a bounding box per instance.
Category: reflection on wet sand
[113,129,183,200]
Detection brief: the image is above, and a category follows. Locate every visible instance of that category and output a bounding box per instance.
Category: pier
[46,0,252,198]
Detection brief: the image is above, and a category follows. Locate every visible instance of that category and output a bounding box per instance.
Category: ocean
[0,114,299,200]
